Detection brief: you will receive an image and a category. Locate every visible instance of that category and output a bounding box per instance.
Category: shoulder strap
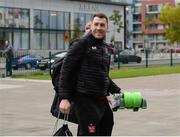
[103,42,110,54]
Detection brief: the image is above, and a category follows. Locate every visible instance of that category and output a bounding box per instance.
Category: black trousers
[6,60,12,76]
[74,94,114,136]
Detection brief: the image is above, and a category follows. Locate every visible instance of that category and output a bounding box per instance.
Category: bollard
[145,49,148,68]
[117,51,120,69]
[170,49,173,66]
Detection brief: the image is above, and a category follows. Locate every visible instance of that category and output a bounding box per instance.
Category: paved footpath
[0,74,180,136]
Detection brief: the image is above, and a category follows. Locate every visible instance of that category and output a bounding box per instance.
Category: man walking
[58,13,121,136]
[3,40,14,77]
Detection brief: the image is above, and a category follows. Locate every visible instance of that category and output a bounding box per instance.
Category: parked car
[114,50,142,64]
[160,47,180,53]
[12,55,25,70]
[140,48,153,53]
[12,54,41,70]
[37,51,67,70]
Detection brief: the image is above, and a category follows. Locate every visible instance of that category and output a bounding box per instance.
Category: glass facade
[13,29,29,49]
[0,8,5,27]
[1,7,93,51]
[0,7,30,50]
[74,13,93,30]
[0,7,29,28]
[34,10,41,29]
[57,32,64,50]
[33,10,70,50]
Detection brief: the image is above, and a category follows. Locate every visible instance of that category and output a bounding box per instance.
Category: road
[0,74,180,136]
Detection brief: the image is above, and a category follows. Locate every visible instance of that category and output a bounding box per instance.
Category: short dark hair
[92,13,108,23]
[5,40,10,44]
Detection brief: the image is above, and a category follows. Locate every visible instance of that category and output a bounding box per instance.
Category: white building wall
[0,0,125,49]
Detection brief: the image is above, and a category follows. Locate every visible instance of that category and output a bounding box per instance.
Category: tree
[144,14,154,29]
[71,24,81,40]
[159,5,180,44]
[109,10,123,42]
[34,15,43,27]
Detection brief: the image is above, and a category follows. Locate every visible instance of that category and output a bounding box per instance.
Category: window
[33,10,70,50]
[21,31,29,49]
[158,24,164,29]
[0,7,30,49]
[133,24,141,31]
[41,10,49,29]
[49,11,57,29]
[133,34,142,41]
[49,32,56,50]
[149,24,157,29]
[79,14,85,30]
[33,31,41,50]
[34,10,70,30]
[133,15,141,22]
[2,8,29,28]
[0,8,5,27]
[57,32,64,50]
[13,32,21,49]
[85,14,92,24]
[74,13,93,31]
[134,6,141,13]
[34,10,41,29]
[157,34,164,40]
[12,30,30,50]
[57,11,64,30]
[19,9,29,28]
[41,31,49,50]
[64,12,70,30]
[148,5,158,12]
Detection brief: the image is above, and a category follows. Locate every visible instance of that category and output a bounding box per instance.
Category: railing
[0,49,180,78]
[111,49,180,69]
[0,56,6,78]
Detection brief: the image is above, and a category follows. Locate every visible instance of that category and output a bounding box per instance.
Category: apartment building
[131,0,175,51]
[132,0,143,50]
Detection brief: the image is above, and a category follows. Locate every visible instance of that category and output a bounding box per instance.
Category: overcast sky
[175,0,180,3]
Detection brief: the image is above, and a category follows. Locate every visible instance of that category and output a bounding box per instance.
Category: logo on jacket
[91,46,97,50]
[88,123,96,133]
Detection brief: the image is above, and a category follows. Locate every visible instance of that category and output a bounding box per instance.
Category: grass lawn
[12,65,180,80]
[13,72,51,80]
[110,65,180,79]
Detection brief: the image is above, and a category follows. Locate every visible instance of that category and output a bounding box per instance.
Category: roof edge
[68,0,130,6]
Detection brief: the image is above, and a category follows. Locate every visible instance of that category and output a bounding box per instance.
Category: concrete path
[0,74,180,136]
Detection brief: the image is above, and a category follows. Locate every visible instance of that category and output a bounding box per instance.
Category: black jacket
[58,34,120,99]
[3,45,14,60]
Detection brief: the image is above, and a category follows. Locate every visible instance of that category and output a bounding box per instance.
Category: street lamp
[124,6,127,49]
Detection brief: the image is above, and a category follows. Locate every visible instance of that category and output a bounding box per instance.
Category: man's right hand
[59,99,71,114]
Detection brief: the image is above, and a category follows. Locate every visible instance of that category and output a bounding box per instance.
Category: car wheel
[122,59,128,64]
[137,58,141,63]
[13,66,18,70]
[25,63,32,69]
[40,67,46,70]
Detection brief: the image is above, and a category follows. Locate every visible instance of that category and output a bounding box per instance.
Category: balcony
[146,5,160,14]
[133,20,141,24]
[133,38,143,43]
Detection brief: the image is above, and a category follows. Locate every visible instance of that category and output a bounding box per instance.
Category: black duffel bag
[53,114,73,136]
[50,93,78,124]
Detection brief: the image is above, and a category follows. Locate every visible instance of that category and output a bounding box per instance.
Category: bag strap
[63,113,69,125]
[52,110,69,135]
